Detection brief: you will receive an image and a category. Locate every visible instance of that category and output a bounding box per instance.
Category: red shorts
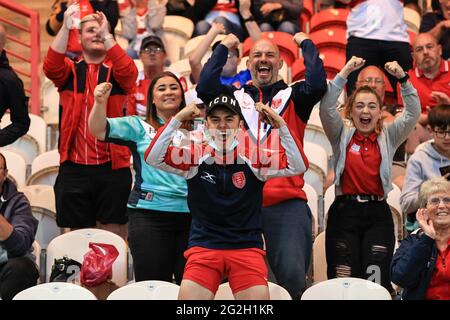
[183,246,268,294]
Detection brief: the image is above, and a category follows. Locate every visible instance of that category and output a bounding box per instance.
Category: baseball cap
[140,35,165,53]
[206,94,241,117]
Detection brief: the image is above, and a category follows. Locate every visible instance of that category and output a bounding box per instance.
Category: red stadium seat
[300,0,314,32]
[242,32,299,67]
[292,48,346,81]
[310,8,349,33]
[309,28,347,53]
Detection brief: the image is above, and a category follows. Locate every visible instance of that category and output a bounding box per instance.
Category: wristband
[243,15,255,22]
[398,73,409,84]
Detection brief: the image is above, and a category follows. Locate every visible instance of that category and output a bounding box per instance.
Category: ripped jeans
[325,197,395,292]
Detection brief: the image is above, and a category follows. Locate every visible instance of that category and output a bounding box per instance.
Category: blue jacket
[391,231,437,300]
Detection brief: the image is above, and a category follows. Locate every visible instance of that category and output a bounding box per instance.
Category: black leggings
[127,208,191,284]
[325,197,395,292]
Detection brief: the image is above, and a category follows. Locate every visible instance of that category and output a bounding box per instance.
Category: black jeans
[0,257,39,300]
[325,197,395,292]
[127,208,191,284]
[345,36,413,98]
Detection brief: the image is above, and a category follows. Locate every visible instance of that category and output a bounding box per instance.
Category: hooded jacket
[400,140,450,215]
[0,178,38,264]
[0,51,30,147]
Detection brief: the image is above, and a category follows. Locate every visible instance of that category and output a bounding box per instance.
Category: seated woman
[391,177,450,300]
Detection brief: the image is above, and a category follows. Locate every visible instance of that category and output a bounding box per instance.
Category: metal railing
[0,0,40,115]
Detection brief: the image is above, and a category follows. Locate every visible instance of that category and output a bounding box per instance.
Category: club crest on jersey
[271,98,282,109]
[232,171,246,189]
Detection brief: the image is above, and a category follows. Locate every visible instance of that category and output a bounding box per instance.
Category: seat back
[13,282,97,300]
[107,280,180,300]
[1,113,47,165]
[312,231,327,283]
[163,15,195,63]
[0,150,27,188]
[41,78,60,126]
[20,185,60,248]
[46,228,128,286]
[303,141,328,196]
[304,183,319,237]
[27,149,60,186]
[301,277,391,300]
[403,7,421,34]
[310,8,349,33]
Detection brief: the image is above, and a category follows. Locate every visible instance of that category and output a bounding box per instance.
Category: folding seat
[214,281,292,300]
[13,282,97,300]
[26,149,59,186]
[1,149,26,188]
[312,231,327,283]
[310,8,349,33]
[304,183,319,237]
[107,280,179,300]
[163,15,195,63]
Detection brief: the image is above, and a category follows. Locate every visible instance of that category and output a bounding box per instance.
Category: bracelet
[243,15,255,22]
[103,34,114,42]
[398,73,409,84]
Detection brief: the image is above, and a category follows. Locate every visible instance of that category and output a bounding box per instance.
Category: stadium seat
[403,7,421,34]
[107,280,180,300]
[304,183,319,237]
[27,149,59,186]
[301,277,392,300]
[305,106,333,158]
[214,281,292,300]
[45,228,128,287]
[312,231,327,283]
[387,183,404,242]
[41,78,59,127]
[163,15,195,63]
[303,141,328,196]
[292,48,346,81]
[310,8,349,33]
[183,34,227,60]
[0,113,47,166]
[19,184,61,249]
[32,240,41,272]
[309,28,347,52]
[299,0,314,33]
[13,282,97,300]
[0,149,26,188]
[167,58,193,88]
[242,32,299,67]
[133,59,143,72]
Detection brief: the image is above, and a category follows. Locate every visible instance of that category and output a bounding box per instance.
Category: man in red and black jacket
[196,32,327,299]
[43,4,137,240]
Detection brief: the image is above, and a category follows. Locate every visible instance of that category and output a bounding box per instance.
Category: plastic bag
[80,242,119,287]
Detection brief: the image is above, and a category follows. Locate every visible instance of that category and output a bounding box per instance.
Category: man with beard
[43,4,137,239]
[397,33,450,155]
[196,32,327,299]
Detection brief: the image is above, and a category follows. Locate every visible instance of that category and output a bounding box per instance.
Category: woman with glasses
[401,104,450,233]
[88,72,191,284]
[319,56,420,294]
[391,177,450,300]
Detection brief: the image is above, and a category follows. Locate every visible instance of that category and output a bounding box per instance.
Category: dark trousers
[127,208,191,284]
[0,257,39,300]
[345,36,413,99]
[262,199,312,300]
[325,197,395,292]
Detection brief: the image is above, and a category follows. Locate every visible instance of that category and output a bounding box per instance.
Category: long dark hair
[146,71,186,129]
[344,85,384,134]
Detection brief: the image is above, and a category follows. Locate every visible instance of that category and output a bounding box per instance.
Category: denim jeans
[259,21,300,35]
[194,16,246,41]
[262,199,312,300]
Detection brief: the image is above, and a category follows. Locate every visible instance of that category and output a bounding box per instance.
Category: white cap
[184,88,204,105]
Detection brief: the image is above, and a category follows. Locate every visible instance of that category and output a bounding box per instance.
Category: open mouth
[257,65,271,77]
[436,211,449,217]
[359,116,372,125]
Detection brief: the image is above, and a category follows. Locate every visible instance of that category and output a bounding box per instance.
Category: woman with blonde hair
[319,56,421,293]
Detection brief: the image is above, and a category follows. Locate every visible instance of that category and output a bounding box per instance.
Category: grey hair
[419,177,450,208]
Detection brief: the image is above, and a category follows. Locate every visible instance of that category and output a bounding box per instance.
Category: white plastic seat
[107,280,180,300]
[0,149,26,188]
[403,7,421,34]
[214,281,292,300]
[303,141,328,196]
[301,277,392,300]
[41,78,60,126]
[46,228,128,287]
[304,106,333,158]
[163,15,194,63]
[304,183,319,237]
[19,185,60,248]
[312,231,327,283]
[1,113,47,166]
[167,58,193,89]
[133,59,144,72]
[27,149,60,186]
[13,282,97,300]
[32,240,41,271]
